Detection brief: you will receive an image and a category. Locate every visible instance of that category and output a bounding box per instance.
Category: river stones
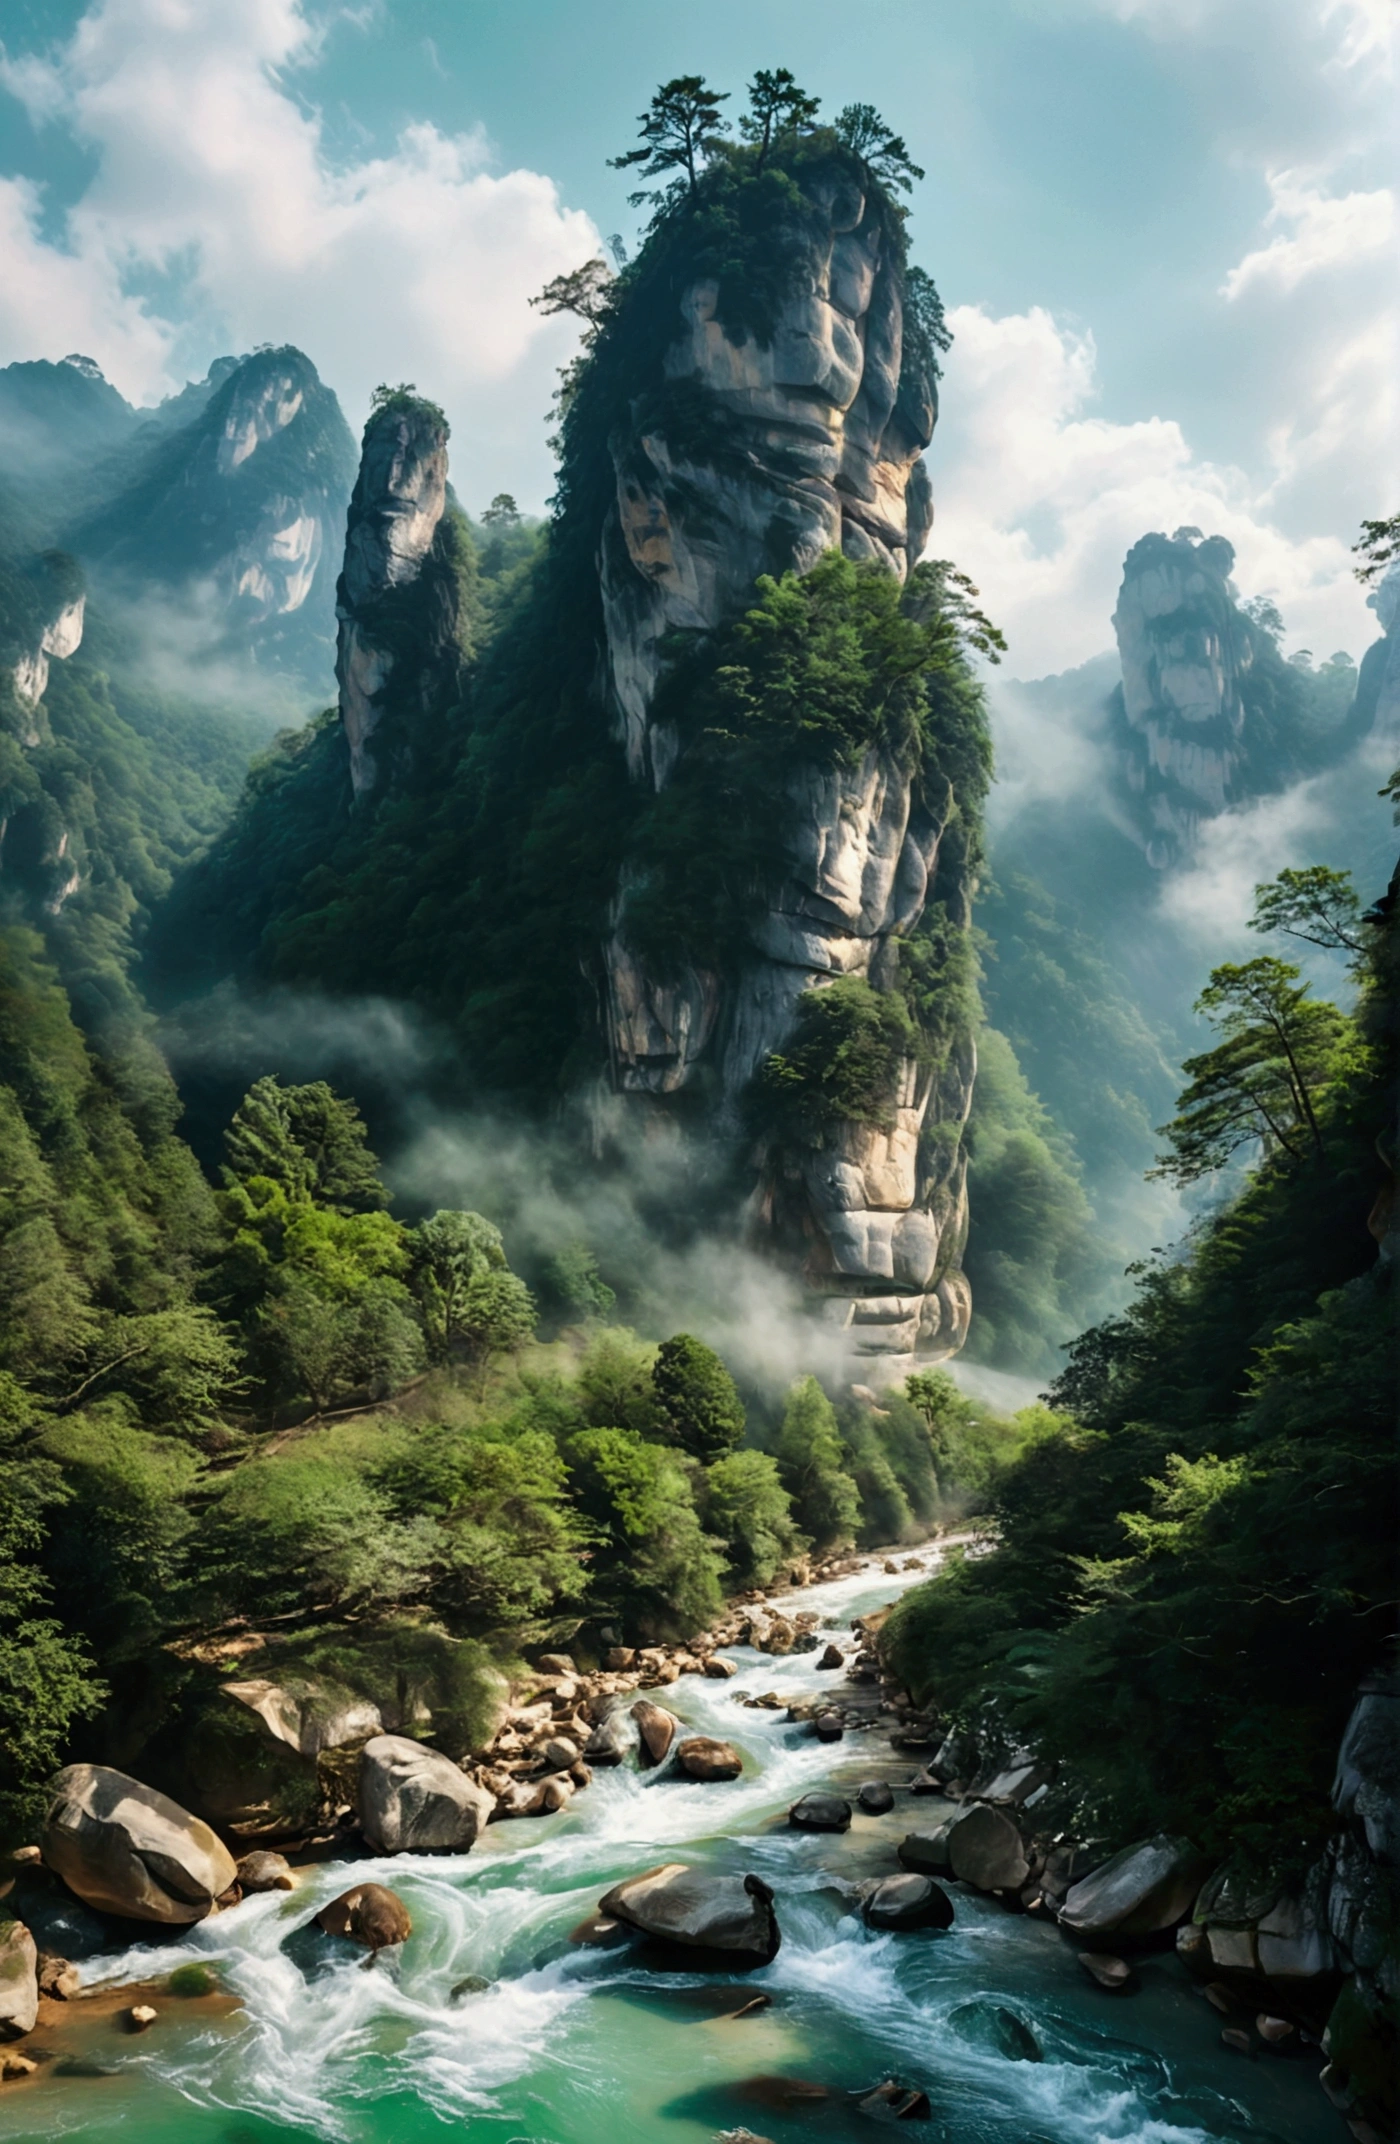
[857,1781,895,1814]
[0,1922,38,2038]
[236,1851,294,1893]
[703,1656,738,1679]
[316,1882,410,1950]
[357,1735,495,1854]
[677,1738,743,1782]
[856,2078,931,2120]
[37,1954,81,1999]
[898,1826,953,1875]
[630,1699,682,1767]
[584,1707,636,1766]
[541,1737,580,1772]
[1058,1835,1209,1942]
[599,1864,780,1966]
[41,1765,237,1925]
[789,1794,851,1833]
[947,1999,1042,2061]
[814,1715,844,1743]
[1078,1951,1134,1989]
[945,1805,1030,1892]
[862,1874,954,1931]
[535,1654,576,1676]
[816,1644,844,1669]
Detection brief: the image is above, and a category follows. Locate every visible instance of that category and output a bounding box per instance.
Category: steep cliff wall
[577,147,981,1373]
[334,396,470,799]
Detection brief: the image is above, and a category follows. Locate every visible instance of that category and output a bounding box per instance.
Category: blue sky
[0,0,1393,671]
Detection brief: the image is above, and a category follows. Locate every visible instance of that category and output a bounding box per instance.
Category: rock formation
[334,396,464,797]
[41,1764,237,1924]
[1110,528,1253,869]
[592,158,975,1371]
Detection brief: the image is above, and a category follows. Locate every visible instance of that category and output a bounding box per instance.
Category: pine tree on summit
[741,68,821,169]
[609,76,731,203]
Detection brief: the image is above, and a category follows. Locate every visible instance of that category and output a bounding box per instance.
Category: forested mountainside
[0,73,1394,2134]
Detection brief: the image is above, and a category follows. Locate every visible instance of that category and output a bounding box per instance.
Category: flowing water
[0,1557,1337,2144]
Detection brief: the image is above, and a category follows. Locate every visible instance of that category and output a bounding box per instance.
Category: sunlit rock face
[1111,528,1253,868]
[335,401,455,798]
[597,167,972,1373]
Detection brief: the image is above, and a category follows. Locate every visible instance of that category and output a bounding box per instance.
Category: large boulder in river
[945,1805,1029,1892]
[42,1765,237,1924]
[677,1738,743,1782]
[1059,1835,1209,1943]
[789,1793,851,1833]
[0,1923,38,2037]
[599,1864,780,1967]
[862,1874,954,1931]
[357,1736,495,1853]
[630,1699,681,1767]
[584,1707,637,1766]
[316,1882,410,1950]
[898,1826,953,1875]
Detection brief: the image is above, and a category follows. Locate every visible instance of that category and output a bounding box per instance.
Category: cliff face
[65,347,358,686]
[595,165,973,1372]
[1110,529,1252,869]
[0,548,86,909]
[335,399,464,798]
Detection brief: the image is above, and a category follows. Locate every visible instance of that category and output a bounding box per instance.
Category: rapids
[0,1556,1338,2144]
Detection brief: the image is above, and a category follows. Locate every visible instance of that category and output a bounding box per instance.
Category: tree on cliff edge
[610,76,731,203]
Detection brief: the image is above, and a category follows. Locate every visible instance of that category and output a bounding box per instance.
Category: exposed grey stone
[599,1863,779,1965]
[42,1765,237,1925]
[357,1735,495,1854]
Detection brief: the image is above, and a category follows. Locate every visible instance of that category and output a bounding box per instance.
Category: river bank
[0,1551,1342,2144]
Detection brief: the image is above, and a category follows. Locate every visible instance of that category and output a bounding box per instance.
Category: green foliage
[833,103,925,194]
[775,1376,861,1551]
[962,1028,1109,1373]
[574,1326,660,1436]
[565,1425,723,1637]
[224,1077,389,1212]
[1248,863,1366,963]
[885,894,1396,1866]
[1353,513,1400,585]
[0,1376,105,1839]
[542,1242,616,1320]
[202,1455,434,1624]
[368,382,448,434]
[1152,957,1355,1183]
[652,1332,745,1462]
[610,76,732,204]
[704,1448,805,1586]
[755,976,919,1137]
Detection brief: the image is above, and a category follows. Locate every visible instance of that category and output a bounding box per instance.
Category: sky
[0,0,1394,676]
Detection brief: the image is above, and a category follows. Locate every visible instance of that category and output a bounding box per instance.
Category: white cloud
[928,302,1375,678]
[0,0,598,502]
[1222,170,1394,298]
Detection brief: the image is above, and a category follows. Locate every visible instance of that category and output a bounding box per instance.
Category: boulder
[815,1715,844,1744]
[947,1999,1042,2061]
[789,1794,851,1834]
[584,1707,636,1766]
[236,1850,294,1893]
[677,1738,743,1783]
[862,1874,954,1931]
[41,1765,237,1925]
[1078,1951,1134,1989]
[127,2004,157,2033]
[542,1737,580,1772]
[1059,1834,1209,1942]
[599,1864,780,1966]
[357,1735,495,1854]
[703,1656,737,1680]
[37,1954,81,1999]
[974,1761,1051,1808]
[897,1827,954,1876]
[630,1699,681,1767]
[604,1647,637,1670]
[944,1805,1029,1893]
[0,1923,37,2038]
[316,1882,410,1950]
[857,1781,895,1815]
[816,1645,844,1670]
[535,1654,576,1677]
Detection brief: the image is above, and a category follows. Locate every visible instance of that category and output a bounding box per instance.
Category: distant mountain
[0,346,359,692]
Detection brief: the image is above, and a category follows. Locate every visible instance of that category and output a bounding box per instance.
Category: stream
[0,1555,1339,2144]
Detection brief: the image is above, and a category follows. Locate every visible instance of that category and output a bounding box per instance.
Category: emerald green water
[0,1563,1337,2144]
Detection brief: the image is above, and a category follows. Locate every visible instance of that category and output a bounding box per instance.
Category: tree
[481,494,521,527]
[410,1210,507,1359]
[609,76,730,204]
[740,68,820,169]
[1249,865,1366,962]
[705,1449,805,1586]
[543,1242,616,1320]
[1242,593,1285,642]
[1152,958,1354,1184]
[0,1377,105,1837]
[530,260,613,331]
[776,1376,861,1550]
[565,1426,723,1635]
[834,103,925,195]
[652,1332,745,1462]
[1353,513,1399,585]
[224,1078,389,1213]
